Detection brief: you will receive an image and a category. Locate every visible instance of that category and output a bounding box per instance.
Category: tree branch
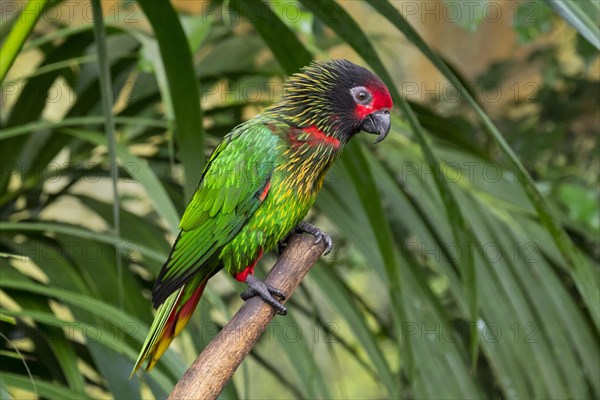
[168,233,326,400]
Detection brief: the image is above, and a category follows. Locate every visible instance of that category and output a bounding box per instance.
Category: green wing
[152,122,279,306]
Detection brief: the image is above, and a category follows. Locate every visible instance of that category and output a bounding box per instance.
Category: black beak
[360,109,391,144]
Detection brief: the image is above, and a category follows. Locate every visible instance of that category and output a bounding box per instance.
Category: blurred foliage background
[1,0,598,399]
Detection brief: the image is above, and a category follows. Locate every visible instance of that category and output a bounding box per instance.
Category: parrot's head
[273,59,393,144]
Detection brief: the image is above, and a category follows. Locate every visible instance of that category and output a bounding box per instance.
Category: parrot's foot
[241,275,287,315]
[296,221,333,256]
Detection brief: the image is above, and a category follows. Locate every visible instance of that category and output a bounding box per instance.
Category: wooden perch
[168,233,326,400]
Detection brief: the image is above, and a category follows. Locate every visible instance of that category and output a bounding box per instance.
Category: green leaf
[0,372,92,400]
[60,128,180,232]
[268,312,331,399]
[311,266,398,397]
[0,0,49,83]
[0,278,187,380]
[0,30,95,193]
[91,0,124,310]
[0,221,166,263]
[0,116,168,141]
[367,0,599,333]
[546,0,600,50]
[4,308,175,396]
[229,0,311,75]
[137,0,204,202]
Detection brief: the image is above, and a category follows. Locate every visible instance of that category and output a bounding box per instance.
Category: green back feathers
[152,122,279,306]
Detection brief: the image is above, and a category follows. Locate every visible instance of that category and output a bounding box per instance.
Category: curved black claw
[241,275,287,315]
[296,221,333,256]
[277,232,292,255]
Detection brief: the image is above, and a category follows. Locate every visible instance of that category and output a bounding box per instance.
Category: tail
[130,275,208,378]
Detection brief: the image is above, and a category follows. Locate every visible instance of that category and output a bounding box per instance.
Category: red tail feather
[146,280,208,371]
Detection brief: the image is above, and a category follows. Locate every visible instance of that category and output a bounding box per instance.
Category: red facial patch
[290,126,340,149]
[234,248,264,282]
[354,80,393,119]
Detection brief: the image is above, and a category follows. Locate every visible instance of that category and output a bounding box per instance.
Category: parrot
[131,59,392,375]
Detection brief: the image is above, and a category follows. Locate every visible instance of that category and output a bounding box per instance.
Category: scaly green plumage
[132,59,392,375]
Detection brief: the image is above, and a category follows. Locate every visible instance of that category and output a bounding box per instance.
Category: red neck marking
[259,181,270,201]
[291,126,340,149]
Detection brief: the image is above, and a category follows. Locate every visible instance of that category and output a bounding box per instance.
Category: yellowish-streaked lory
[132,59,392,374]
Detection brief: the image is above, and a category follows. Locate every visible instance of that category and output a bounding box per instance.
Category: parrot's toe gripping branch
[296,221,333,256]
[241,275,287,315]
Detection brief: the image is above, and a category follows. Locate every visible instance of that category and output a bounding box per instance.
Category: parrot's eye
[351,86,372,105]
